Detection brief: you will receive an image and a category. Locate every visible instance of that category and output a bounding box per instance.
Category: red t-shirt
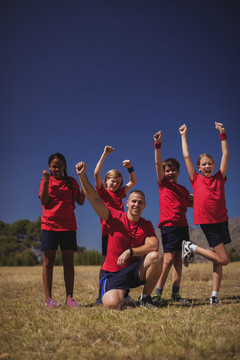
[190,170,228,225]
[102,207,157,272]
[157,177,192,228]
[96,184,126,236]
[39,176,80,231]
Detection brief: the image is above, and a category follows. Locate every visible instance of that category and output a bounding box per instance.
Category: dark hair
[162,158,180,171]
[48,153,72,189]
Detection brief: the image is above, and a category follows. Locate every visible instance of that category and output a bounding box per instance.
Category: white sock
[211,291,218,298]
[189,243,197,253]
[140,294,147,300]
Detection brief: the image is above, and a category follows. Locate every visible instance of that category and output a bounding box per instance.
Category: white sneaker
[182,240,194,267]
[209,296,220,306]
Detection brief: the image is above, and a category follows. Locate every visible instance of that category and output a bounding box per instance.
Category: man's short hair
[128,190,145,201]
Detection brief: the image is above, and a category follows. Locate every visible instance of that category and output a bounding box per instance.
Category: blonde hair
[103,169,123,187]
[197,153,215,167]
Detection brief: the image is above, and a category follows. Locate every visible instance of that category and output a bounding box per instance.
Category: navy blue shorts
[41,230,77,251]
[200,221,231,248]
[100,260,144,299]
[102,235,108,256]
[161,226,190,253]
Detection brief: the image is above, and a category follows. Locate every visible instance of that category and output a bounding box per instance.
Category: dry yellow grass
[0,263,240,360]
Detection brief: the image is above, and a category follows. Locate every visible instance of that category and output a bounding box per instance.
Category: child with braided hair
[39,153,85,307]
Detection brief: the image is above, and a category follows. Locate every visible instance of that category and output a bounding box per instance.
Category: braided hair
[48,153,73,189]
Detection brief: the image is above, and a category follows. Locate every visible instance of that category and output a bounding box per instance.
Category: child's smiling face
[164,164,179,183]
[49,158,65,180]
[105,177,122,192]
[198,156,215,178]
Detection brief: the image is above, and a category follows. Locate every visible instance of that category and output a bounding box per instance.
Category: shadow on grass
[162,295,240,307]
[78,295,240,309]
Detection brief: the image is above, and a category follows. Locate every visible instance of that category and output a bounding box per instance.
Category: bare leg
[196,243,229,266]
[102,289,125,309]
[195,243,229,300]
[42,250,56,301]
[156,252,173,289]
[172,251,182,287]
[213,263,222,292]
[139,251,163,295]
[62,250,74,299]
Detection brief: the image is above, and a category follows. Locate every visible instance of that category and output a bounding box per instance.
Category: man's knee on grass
[102,289,125,309]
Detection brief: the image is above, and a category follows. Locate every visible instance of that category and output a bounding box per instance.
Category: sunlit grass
[0,263,240,360]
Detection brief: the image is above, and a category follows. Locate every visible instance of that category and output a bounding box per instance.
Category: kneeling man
[76,162,162,309]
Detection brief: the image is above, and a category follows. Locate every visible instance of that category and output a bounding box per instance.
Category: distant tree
[74,249,102,265]
[0,218,41,266]
[0,218,102,266]
[25,217,42,249]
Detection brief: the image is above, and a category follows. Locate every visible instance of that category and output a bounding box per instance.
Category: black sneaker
[152,293,162,305]
[209,296,220,306]
[94,297,102,305]
[171,292,189,305]
[138,295,158,310]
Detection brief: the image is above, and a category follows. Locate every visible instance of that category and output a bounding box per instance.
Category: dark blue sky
[1,0,239,251]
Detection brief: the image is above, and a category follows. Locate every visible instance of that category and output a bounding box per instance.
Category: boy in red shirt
[152,131,193,305]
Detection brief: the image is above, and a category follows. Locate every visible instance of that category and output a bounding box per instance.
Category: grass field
[0,263,240,360]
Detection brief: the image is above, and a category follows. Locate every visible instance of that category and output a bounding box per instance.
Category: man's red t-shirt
[102,207,157,272]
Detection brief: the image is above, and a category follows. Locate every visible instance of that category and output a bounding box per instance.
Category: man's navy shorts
[161,226,190,253]
[100,260,144,299]
[41,230,77,251]
[200,221,231,248]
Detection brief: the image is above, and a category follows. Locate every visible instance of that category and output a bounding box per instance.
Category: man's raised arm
[75,161,109,221]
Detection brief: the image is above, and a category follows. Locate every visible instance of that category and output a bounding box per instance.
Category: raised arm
[76,162,109,221]
[153,130,164,183]
[122,160,137,193]
[215,122,229,179]
[179,124,195,181]
[39,170,50,206]
[75,187,85,206]
[94,146,114,189]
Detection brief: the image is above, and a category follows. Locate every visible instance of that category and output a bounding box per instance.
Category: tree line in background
[0,218,239,266]
[0,218,102,266]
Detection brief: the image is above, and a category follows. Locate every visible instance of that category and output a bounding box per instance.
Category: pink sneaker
[65,297,80,307]
[45,298,61,308]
